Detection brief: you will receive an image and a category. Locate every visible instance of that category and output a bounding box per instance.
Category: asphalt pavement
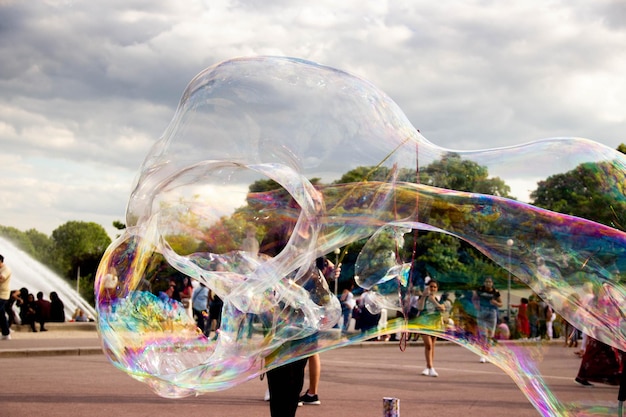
[0,326,621,417]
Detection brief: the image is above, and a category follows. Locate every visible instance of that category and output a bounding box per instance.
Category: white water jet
[0,236,97,319]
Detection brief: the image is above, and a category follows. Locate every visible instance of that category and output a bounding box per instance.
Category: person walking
[474,276,503,363]
[339,283,356,333]
[575,282,596,357]
[574,281,623,387]
[0,254,12,340]
[259,206,309,417]
[299,353,322,405]
[561,293,580,347]
[191,283,209,335]
[417,279,446,377]
[299,258,340,406]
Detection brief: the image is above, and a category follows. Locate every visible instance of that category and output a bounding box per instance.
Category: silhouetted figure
[49,291,65,323]
[260,200,308,417]
[206,290,223,337]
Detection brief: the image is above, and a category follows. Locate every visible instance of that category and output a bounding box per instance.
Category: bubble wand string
[401,139,421,352]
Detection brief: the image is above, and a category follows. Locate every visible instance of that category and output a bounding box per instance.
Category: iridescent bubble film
[96,56,626,414]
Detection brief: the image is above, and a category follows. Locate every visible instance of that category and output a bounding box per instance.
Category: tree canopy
[51,221,112,280]
[418,152,512,198]
[530,154,626,232]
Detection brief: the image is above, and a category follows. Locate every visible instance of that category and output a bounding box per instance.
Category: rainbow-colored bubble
[96,56,626,414]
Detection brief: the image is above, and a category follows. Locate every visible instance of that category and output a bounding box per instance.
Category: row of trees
[162,144,626,292]
[1,144,624,305]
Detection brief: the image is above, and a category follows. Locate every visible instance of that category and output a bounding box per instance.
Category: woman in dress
[417,280,446,377]
[512,297,530,338]
[574,281,624,387]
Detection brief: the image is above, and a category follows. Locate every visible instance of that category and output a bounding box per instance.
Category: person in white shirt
[0,254,12,340]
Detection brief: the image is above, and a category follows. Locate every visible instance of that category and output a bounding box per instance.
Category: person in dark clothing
[358,288,382,340]
[16,287,30,326]
[22,293,37,332]
[35,291,51,331]
[575,282,625,387]
[206,291,223,336]
[206,270,224,338]
[575,337,623,386]
[6,290,21,326]
[259,192,319,417]
[49,292,66,323]
[474,276,503,363]
[266,353,308,417]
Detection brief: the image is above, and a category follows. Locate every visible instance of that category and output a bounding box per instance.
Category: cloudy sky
[1,0,625,238]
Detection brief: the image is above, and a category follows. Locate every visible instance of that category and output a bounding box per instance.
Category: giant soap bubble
[96,56,626,415]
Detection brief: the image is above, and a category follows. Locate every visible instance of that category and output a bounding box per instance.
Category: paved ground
[0,329,621,417]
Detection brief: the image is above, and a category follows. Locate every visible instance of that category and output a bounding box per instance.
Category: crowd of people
[161,276,223,339]
[343,271,623,396]
[0,253,94,341]
[2,244,624,417]
[4,287,74,333]
[417,275,624,393]
[253,266,624,416]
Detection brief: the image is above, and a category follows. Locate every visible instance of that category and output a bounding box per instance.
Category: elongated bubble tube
[96,56,626,414]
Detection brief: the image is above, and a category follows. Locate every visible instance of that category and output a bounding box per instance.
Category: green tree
[413,154,511,286]
[24,228,55,266]
[249,178,281,193]
[112,220,126,239]
[530,161,626,231]
[112,220,126,231]
[417,152,512,197]
[334,166,392,184]
[331,155,512,288]
[51,221,112,283]
[0,226,36,255]
[194,155,514,290]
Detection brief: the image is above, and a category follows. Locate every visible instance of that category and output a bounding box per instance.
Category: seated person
[72,308,89,322]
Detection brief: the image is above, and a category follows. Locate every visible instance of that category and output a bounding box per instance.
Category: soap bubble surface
[96,56,626,414]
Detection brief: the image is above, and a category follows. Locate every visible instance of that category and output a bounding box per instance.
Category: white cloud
[0,0,624,238]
